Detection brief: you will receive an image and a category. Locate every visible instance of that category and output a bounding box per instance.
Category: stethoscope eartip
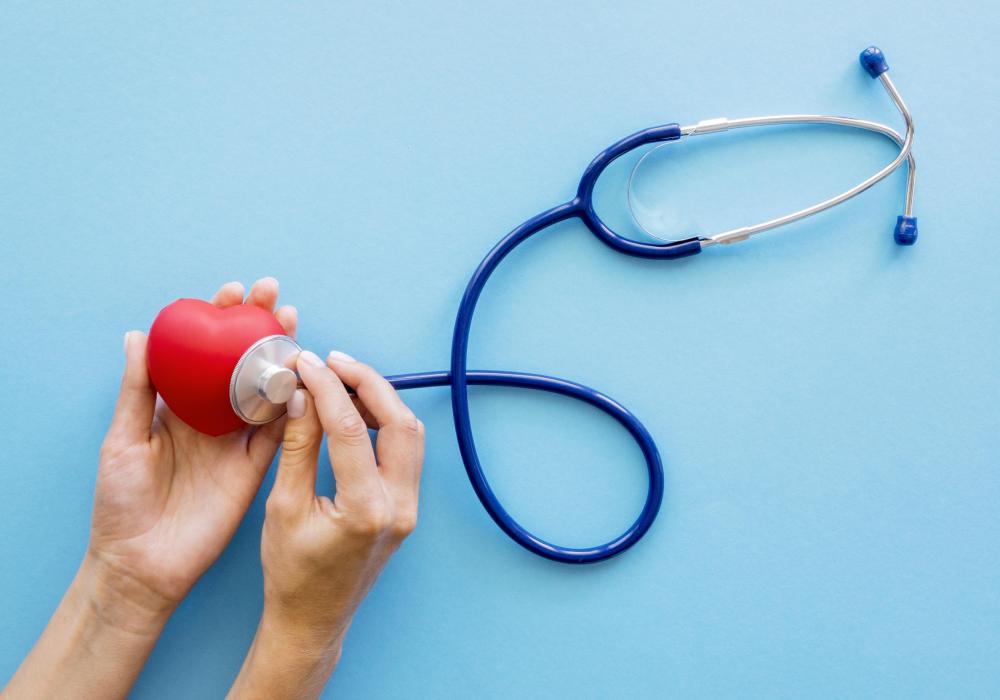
[894,215,918,246]
[860,46,889,79]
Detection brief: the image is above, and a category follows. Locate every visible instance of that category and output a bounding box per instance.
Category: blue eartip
[894,215,917,245]
[859,46,889,78]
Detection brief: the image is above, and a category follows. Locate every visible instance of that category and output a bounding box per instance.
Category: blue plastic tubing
[386,124,702,563]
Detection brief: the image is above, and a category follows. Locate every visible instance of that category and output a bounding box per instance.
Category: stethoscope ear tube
[627,46,916,248]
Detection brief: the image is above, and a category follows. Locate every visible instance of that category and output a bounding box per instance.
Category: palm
[90,279,296,603]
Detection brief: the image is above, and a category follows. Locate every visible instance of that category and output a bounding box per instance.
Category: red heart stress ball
[147,299,302,436]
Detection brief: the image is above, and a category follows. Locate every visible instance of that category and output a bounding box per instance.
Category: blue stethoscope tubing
[385,46,916,564]
[387,123,699,565]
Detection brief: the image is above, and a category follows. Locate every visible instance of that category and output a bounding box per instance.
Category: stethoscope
[233,46,917,564]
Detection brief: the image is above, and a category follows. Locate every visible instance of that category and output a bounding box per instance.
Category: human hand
[89,277,298,614]
[3,278,298,700]
[227,350,424,700]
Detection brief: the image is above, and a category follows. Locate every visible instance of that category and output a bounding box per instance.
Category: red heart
[147,299,286,436]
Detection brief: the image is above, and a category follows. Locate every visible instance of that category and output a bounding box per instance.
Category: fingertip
[109,331,155,443]
[327,350,356,364]
[123,329,148,358]
[280,389,322,455]
[247,276,279,310]
[287,389,307,419]
[297,350,326,370]
[276,305,298,338]
[211,281,245,307]
[325,352,365,386]
[295,351,338,396]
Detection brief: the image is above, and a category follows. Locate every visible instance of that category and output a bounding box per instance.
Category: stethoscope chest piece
[230,334,302,425]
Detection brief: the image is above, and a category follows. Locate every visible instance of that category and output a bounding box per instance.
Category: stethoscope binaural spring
[382,46,917,563]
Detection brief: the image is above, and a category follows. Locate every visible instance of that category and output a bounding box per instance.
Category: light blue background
[1,2,998,698]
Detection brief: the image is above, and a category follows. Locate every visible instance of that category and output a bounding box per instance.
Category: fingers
[247,414,286,473]
[106,331,157,446]
[210,281,244,307]
[325,353,424,495]
[275,305,298,339]
[211,278,294,340]
[209,277,292,463]
[246,276,279,312]
[211,277,280,315]
[296,351,381,499]
[269,390,322,511]
[351,395,378,429]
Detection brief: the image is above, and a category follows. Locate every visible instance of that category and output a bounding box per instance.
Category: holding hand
[91,278,298,608]
[3,278,296,700]
[228,350,424,700]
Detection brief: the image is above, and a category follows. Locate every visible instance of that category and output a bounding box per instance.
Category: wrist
[260,601,350,652]
[75,550,176,637]
[1,553,173,700]
[227,610,347,700]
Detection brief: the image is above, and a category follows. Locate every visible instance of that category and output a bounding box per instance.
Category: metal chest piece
[230,334,302,425]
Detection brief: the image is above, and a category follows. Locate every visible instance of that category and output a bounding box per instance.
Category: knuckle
[391,508,418,539]
[265,493,296,519]
[347,502,392,539]
[281,426,317,456]
[397,413,422,437]
[334,412,369,442]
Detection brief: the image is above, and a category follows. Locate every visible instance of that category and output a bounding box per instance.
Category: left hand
[3,278,298,700]
[89,277,298,613]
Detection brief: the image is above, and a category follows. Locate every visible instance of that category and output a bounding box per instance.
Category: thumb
[106,331,156,446]
[270,389,322,511]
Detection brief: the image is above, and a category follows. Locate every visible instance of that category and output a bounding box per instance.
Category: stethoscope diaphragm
[229,334,302,425]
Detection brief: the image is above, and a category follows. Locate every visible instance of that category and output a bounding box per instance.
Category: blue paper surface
[1,2,998,697]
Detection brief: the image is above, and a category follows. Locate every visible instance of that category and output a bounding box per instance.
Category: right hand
[228,349,424,700]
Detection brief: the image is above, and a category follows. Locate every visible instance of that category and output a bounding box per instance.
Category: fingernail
[327,350,355,363]
[123,331,134,352]
[299,350,325,367]
[287,389,306,419]
[258,276,278,288]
